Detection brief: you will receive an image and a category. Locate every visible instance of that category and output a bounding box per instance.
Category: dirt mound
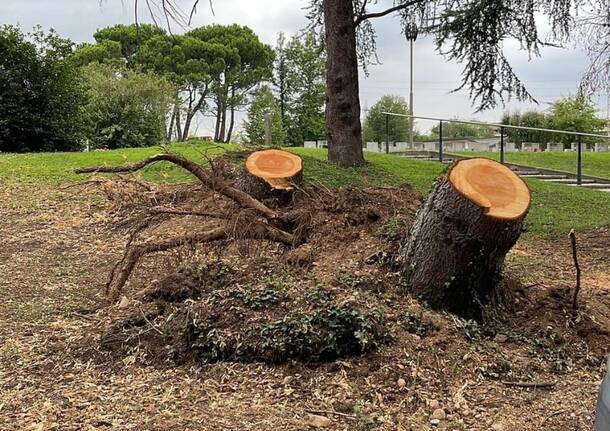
[80,153,610,379]
[94,177,422,365]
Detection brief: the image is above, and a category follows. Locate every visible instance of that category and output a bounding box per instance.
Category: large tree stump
[235,149,303,201]
[402,158,532,319]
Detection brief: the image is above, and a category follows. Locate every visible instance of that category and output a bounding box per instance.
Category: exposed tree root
[108,227,228,301]
[107,222,296,301]
[77,152,303,302]
[75,153,283,222]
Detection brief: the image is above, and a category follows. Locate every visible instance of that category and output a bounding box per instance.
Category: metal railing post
[500,126,505,164]
[385,113,390,154]
[577,135,582,185]
[438,120,443,163]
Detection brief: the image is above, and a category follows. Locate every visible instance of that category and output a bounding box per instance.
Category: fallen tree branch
[305,409,356,420]
[75,153,281,222]
[108,227,228,301]
[569,229,581,313]
[501,380,556,389]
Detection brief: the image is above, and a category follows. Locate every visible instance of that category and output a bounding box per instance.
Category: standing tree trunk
[167,104,176,141]
[324,0,365,167]
[182,112,193,141]
[175,108,183,142]
[218,95,227,143]
[226,104,236,143]
[214,97,222,142]
[181,89,195,141]
[402,158,532,319]
[182,92,207,142]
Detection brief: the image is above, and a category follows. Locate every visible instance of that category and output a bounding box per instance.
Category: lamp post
[405,24,418,150]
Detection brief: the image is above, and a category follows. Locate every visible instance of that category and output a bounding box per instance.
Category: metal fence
[381,112,610,185]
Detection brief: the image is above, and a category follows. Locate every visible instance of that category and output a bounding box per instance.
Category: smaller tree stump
[401,158,532,318]
[236,149,303,201]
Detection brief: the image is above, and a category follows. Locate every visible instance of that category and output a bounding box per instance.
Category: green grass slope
[454,151,610,179]
[1,141,609,236]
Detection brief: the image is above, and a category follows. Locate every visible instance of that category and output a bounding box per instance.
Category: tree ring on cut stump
[245,149,303,190]
[236,149,303,202]
[448,158,531,220]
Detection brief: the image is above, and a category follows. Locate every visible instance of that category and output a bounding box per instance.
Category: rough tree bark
[175,109,183,142]
[167,106,176,141]
[324,0,365,167]
[401,158,532,319]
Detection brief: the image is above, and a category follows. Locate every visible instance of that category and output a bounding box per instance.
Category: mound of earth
[93,168,426,365]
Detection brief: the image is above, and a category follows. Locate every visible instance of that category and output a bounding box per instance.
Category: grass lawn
[1,141,609,236]
[454,150,610,179]
[0,141,236,184]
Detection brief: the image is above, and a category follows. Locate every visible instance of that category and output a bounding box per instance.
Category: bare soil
[0,178,609,430]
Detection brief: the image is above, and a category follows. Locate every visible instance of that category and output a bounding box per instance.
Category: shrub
[82,63,175,149]
[0,26,88,152]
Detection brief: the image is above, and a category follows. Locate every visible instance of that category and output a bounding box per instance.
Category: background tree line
[0,23,326,152]
[502,96,607,147]
[362,93,607,146]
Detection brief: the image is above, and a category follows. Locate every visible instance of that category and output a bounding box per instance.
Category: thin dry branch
[569,229,581,313]
[501,380,556,389]
[355,0,426,25]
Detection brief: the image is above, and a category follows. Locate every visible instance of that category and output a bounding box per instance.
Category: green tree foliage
[137,33,229,141]
[281,32,326,145]
[82,63,175,149]
[501,110,552,145]
[245,86,286,145]
[363,95,411,143]
[430,120,495,139]
[273,32,291,126]
[70,23,273,144]
[93,24,165,64]
[187,25,274,143]
[0,25,87,152]
[547,96,607,144]
[71,40,123,67]
[502,97,606,146]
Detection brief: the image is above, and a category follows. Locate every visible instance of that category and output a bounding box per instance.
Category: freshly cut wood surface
[448,158,531,220]
[245,149,303,190]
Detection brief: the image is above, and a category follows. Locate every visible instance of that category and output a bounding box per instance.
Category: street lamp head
[404,23,418,41]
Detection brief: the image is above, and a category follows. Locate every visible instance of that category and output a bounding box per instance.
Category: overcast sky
[2,0,608,135]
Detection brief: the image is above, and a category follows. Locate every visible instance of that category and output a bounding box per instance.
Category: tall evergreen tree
[273,33,290,124]
[188,25,274,143]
